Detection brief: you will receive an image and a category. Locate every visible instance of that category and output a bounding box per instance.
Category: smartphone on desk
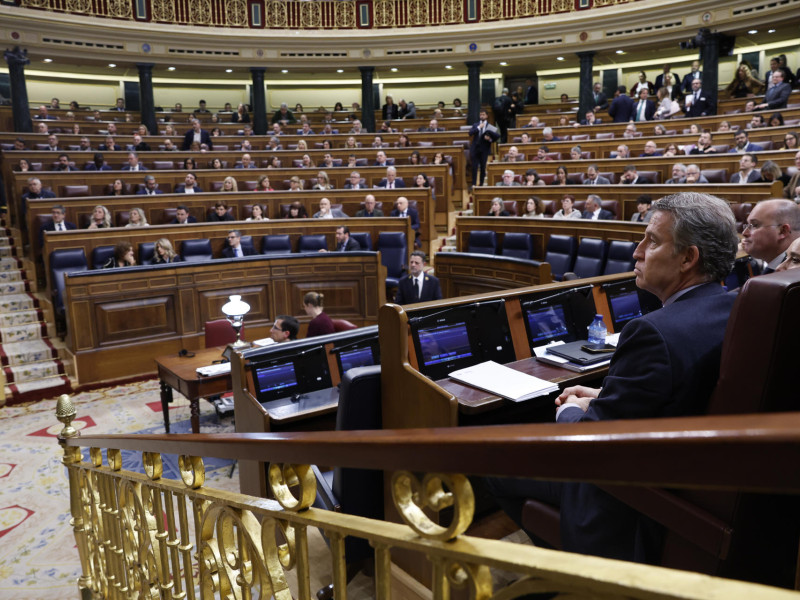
[580,343,616,354]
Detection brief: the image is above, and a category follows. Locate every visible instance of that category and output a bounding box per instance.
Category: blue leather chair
[298,234,328,253]
[544,235,577,281]
[572,238,608,279]
[91,245,115,269]
[180,238,213,262]
[603,241,637,275]
[377,232,407,287]
[502,232,533,260]
[261,234,292,255]
[139,242,155,265]
[50,248,88,337]
[349,232,372,251]
[239,235,255,255]
[466,230,497,255]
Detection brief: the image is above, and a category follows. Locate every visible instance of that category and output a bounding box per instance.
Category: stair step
[0,339,59,367]
[4,359,65,384]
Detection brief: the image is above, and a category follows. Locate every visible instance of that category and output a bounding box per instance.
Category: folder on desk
[449,361,559,402]
[544,340,615,366]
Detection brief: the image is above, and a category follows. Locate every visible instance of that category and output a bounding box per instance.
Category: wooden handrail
[65,410,800,494]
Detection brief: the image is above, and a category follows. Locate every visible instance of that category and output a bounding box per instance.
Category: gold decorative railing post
[56,393,96,599]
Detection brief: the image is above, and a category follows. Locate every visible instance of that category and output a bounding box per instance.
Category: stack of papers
[449,361,559,402]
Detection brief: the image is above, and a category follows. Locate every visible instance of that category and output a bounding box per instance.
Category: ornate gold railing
[57,394,800,599]
[16,0,642,29]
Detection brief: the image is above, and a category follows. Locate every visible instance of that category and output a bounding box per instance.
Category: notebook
[449,361,559,402]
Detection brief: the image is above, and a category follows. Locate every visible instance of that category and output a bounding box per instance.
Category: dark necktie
[413,278,419,301]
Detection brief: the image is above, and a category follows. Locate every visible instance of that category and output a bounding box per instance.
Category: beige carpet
[0,378,376,599]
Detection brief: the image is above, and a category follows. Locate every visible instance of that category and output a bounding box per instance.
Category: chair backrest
[701,168,728,183]
[377,231,407,279]
[636,170,660,184]
[298,234,328,253]
[503,200,518,216]
[600,200,619,219]
[204,319,240,347]
[49,248,88,311]
[62,185,89,197]
[261,234,292,255]
[466,230,497,255]
[180,238,213,262]
[544,235,577,281]
[91,245,115,269]
[239,235,255,255]
[603,240,637,275]
[332,365,384,561]
[501,232,533,260]
[730,203,753,233]
[139,242,155,265]
[572,238,608,279]
[349,232,372,251]
[331,319,358,332]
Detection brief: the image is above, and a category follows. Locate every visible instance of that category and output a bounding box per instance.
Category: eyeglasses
[227,235,238,240]
[743,222,780,232]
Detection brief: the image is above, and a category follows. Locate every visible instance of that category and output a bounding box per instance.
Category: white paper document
[449,360,559,402]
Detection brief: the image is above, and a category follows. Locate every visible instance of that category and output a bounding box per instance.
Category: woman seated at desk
[87,205,111,228]
[104,241,136,268]
[153,238,181,264]
[303,291,335,338]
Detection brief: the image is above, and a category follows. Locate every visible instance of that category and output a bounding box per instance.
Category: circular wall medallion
[579,31,588,42]
[702,11,712,23]
[469,42,477,53]
[142,43,151,53]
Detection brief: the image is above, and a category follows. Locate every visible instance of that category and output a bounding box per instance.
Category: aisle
[0,225,71,406]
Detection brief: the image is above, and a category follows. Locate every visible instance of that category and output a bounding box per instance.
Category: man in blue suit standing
[488,192,739,565]
[469,109,499,187]
[395,251,443,304]
[608,86,635,123]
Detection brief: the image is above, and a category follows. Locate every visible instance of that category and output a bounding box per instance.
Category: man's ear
[681,245,701,272]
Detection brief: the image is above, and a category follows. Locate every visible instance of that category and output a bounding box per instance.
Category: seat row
[464,230,636,281]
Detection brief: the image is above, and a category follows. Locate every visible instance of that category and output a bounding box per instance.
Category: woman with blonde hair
[314,171,334,190]
[125,207,149,227]
[87,205,111,229]
[222,176,238,192]
[153,238,180,264]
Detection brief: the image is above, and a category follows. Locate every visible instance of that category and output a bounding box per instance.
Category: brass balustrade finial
[56,393,79,440]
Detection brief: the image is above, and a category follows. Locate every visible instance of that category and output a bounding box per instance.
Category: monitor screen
[254,362,299,396]
[338,345,376,373]
[418,322,473,367]
[526,305,570,344]
[608,290,642,324]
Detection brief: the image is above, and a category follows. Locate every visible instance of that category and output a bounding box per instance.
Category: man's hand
[555,385,600,411]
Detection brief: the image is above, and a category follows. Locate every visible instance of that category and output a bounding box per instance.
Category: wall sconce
[221,294,250,349]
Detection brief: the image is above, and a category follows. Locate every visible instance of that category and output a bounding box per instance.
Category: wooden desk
[155,346,230,434]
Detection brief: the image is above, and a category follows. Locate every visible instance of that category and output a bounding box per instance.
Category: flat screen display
[254,362,299,396]
[418,322,473,367]
[338,346,376,373]
[526,305,570,344]
[608,290,642,324]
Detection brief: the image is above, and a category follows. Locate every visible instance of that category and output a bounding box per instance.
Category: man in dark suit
[488,192,739,564]
[395,251,443,304]
[581,194,615,220]
[343,172,365,190]
[355,194,383,217]
[129,134,151,152]
[376,167,406,189]
[137,175,164,195]
[22,178,56,222]
[418,118,445,132]
[334,226,361,251]
[591,82,608,112]
[85,153,111,171]
[391,196,421,248]
[729,130,763,154]
[524,78,538,105]
[680,60,702,94]
[469,109,500,187]
[741,199,800,273]
[98,135,122,152]
[632,88,656,122]
[182,119,213,151]
[121,152,147,172]
[729,153,761,183]
[682,78,713,118]
[221,230,256,258]
[174,173,203,194]
[608,86,635,123]
[39,204,76,246]
[757,70,791,111]
[171,205,197,224]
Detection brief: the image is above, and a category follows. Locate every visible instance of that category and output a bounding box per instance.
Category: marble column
[577,51,595,123]
[250,68,267,135]
[359,66,375,133]
[136,63,157,137]
[465,61,483,125]
[3,46,33,133]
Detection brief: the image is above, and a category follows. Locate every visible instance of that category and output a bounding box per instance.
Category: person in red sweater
[303,291,335,338]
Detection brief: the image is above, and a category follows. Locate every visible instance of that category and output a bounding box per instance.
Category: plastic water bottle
[587,314,607,345]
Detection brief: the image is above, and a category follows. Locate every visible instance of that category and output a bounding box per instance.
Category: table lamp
[221,294,250,349]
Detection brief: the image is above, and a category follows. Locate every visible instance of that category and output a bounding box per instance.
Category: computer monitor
[409,299,514,380]
[337,345,377,374]
[521,285,595,351]
[251,345,332,404]
[601,278,661,332]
